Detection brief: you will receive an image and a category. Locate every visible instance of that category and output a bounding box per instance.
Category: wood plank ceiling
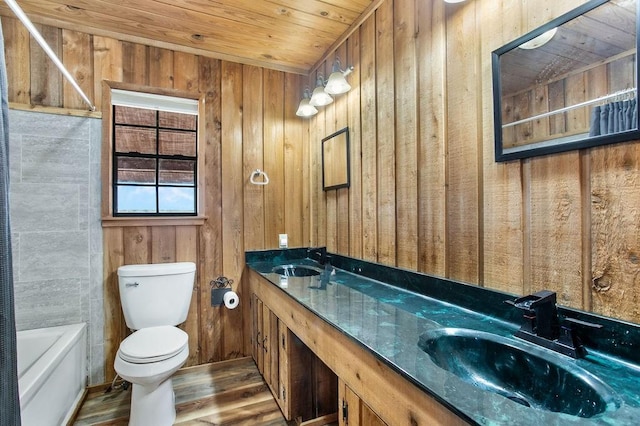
[0,0,376,75]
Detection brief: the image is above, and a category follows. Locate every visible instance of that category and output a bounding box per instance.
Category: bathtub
[17,323,87,426]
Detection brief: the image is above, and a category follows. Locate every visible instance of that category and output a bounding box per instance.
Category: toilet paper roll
[223,290,239,309]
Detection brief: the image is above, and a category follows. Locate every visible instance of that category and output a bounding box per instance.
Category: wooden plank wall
[310,0,640,325]
[0,15,307,381]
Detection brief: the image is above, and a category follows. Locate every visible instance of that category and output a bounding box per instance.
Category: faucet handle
[562,317,603,330]
[557,317,602,357]
[504,295,537,312]
[527,290,557,308]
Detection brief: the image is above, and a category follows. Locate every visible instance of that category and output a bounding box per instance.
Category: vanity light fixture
[298,59,354,118]
[309,75,334,107]
[443,0,467,3]
[324,58,354,95]
[296,88,318,118]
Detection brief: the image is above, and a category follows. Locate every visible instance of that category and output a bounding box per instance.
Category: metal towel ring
[250,169,269,185]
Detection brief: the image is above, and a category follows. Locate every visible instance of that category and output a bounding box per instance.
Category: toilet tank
[117,262,196,330]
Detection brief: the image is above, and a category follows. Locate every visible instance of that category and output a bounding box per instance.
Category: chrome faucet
[506,290,602,358]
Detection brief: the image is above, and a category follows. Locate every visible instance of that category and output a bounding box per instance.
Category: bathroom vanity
[246,248,640,425]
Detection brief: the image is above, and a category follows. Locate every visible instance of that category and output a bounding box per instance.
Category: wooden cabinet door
[263,304,281,402]
[252,291,338,423]
[252,295,265,374]
[250,294,258,365]
[339,379,387,426]
[252,293,285,412]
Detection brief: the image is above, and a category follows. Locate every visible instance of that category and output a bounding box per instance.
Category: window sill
[101,216,207,227]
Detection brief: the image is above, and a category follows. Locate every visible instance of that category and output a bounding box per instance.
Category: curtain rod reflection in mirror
[502,87,637,129]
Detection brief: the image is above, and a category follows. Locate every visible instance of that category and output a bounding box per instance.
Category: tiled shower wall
[8,109,104,385]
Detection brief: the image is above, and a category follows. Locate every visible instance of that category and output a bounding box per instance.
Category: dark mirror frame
[492,0,640,162]
[322,127,350,191]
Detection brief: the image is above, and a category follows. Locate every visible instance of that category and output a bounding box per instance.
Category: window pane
[117,157,156,184]
[159,130,196,156]
[117,186,156,213]
[158,187,195,213]
[159,111,196,130]
[159,159,194,185]
[115,126,156,154]
[115,106,156,126]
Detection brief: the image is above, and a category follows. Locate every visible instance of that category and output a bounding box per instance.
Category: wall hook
[250,169,269,185]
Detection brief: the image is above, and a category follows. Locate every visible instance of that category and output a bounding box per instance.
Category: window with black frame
[112,91,198,216]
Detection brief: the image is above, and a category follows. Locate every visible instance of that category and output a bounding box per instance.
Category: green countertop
[246,248,640,425]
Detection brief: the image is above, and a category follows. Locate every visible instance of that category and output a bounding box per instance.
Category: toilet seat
[119,326,188,364]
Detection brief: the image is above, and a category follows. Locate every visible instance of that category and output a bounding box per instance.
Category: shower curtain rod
[503,87,637,129]
[3,0,96,111]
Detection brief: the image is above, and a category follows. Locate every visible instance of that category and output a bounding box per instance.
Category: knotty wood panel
[324,58,338,253]
[284,73,305,247]
[93,36,123,109]
[197,57,224,364]
[445,1,481,284]
[243,65,266,251]
[31,24,62,107]
[148,47,174,88]
[335,44,350,255]
[416,0,447,276]
[480,0,524,295]
[173,51,199,93]
[313,69,328,248]
[62,29,93,109]
[264,69,286,249]
[375,0,395,266]
[4,17,30,103]
[591,143,640,320]
[393,0,418,271]
[122,42,148,86]
[359,16,378,263]
[346,31,362,260]
[220,61,245,360]
[102,227,124,383]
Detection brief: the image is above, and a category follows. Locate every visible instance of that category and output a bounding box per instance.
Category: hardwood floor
[73,357,293,425]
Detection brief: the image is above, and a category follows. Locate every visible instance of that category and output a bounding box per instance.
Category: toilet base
[129,378,176,426]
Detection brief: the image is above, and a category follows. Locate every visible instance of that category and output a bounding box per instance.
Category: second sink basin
[272,264,322,277]
[418,328,619,418]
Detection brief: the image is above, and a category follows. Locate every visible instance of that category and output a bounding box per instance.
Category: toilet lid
[119,326,188,364]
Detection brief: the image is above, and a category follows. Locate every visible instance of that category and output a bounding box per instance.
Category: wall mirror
[492,0,639,162]
[322,127,350,191]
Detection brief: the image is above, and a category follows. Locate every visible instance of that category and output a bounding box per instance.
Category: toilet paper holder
[210,276,234,307]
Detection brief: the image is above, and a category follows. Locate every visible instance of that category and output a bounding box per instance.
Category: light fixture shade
[296,97,318,117]
[309,85,333,107]
[519,28,558,50]
[324,71,351,95]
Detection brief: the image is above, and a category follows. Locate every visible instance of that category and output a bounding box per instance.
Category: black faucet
[307,246,328,264]
[505,290,602,358]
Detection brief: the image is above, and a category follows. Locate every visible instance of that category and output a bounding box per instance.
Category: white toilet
[114,262,196,426]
